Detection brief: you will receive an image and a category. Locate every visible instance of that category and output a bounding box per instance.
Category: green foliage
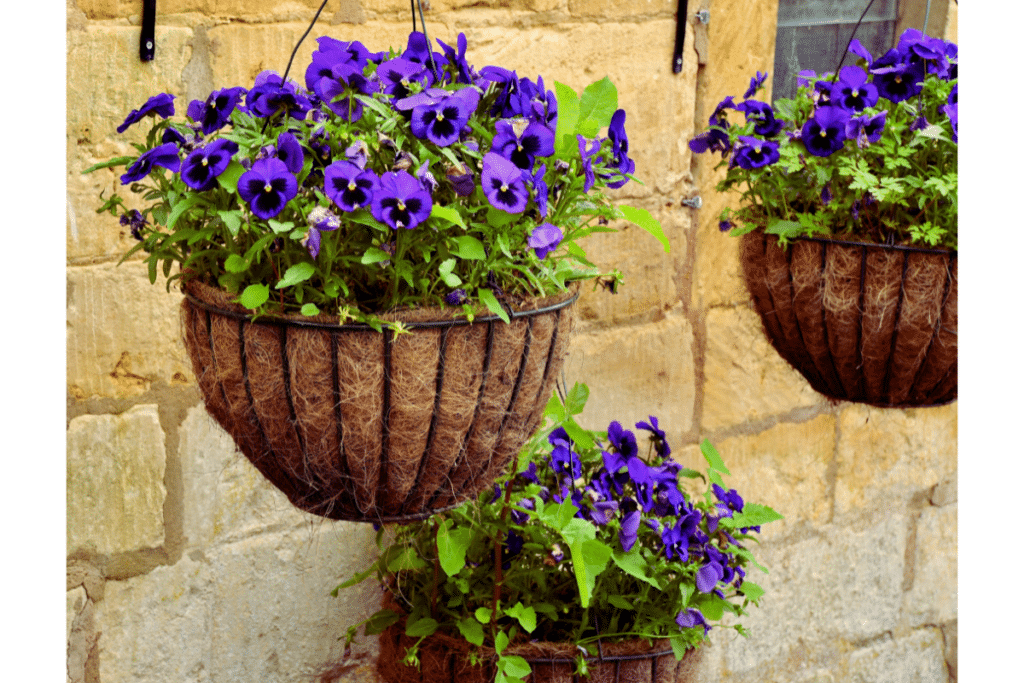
[335,385,781,679]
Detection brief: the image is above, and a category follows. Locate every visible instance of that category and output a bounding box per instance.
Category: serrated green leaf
[237,284,269,309]
[726,503,784,528]
[561,419,596,451]
[554,81,580,155]
[436,522,473,577]
[478,288,509,323]
[611,548,661,589]
[564,382,589,415]
[576,77,618,137]
[765,219,804,239]
[619,205,669,253]
[739,580,765,602]
[224,254,249,274]
[699,439,731,475]
[275,261,316,289]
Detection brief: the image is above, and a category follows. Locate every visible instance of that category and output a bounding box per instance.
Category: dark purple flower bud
[117,93,175,134]
[371,170,433,230]
[619,509,641,552]
[577,135,601,192]
[120,143,181,184]
[416,161,439,194]
[481,152,529,213]
[446,162,475,196]
[237,157,298,220]
[743,71,767,99]
[445,288,468,306]
[120,210,147,240]
[180,139,239,191]
[719,220,733,232]
[528,222,562,259]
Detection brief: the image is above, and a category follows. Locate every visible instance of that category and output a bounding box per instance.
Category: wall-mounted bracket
[140,0,156,62]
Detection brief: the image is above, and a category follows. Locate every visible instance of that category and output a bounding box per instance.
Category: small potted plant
[86,29,668,522]
[689,27,957,407]
[335,384,782,683]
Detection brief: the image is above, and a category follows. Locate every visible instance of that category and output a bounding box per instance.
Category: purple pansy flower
[402,87,481,147]
[636,416,671,458]
[481,152,529,213]
[528,222,562,259]
[736,100,785,137]
[376,57,431,99]
[371,170,433,230]
[274,132,305,174]
[187,87,246,134]
[619,509,642,552]
[695,558,725,593]
[237,157,298,220]
[801,106,850,157]
[676,608,709,634]
[324,160,378,212]
[845,111,887,147]
[180,139,239,191]
[303,206,341,259]
[437,33,475,85]
[870,50,925,103]
[605,108,635,188]
[743,71,767,99]
[314,62,371,121]
[120,143,181,184]
[733,136,780,169]
[528,163,549,217]
[830,65,878,113]
[117,93,175,133]
[492,118,555,171]
[247,72,312,120]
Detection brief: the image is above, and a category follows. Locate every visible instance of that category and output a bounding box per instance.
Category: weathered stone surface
[206,524,382,681]
[711,416,835,540]
[568,0,674,17]
[565,309,696,438]
[903,504,957,628]
[67,404,167,555]
[702,306,825,431]
[95,556,214,683]
[930,476,956,507]
[68,594,99,683]
[691,0,780,310]
[67,25,194,261]
[178,405,315,550]
[576,202,686,325]
[76,0,331,20]
[835,402,958,517]
[847,628,948,683]
[67,263,192,399]
[67,587,87,647]
[720,514,906,678]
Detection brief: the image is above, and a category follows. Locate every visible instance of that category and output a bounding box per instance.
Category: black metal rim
[792,234,956,257]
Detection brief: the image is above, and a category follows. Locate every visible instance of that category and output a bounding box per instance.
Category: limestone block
[95,556,214,683]
[67,405,167,555]
[691,206,748,310]
[67,587,87,647]
[903,504,957,627]
[720,515,906,677]
[576,203,686,325]
[66,263,192,400]
[568,0,674,17]
[75,0,329,19]
[835,402,958,517]
[711,416,835,541]
[564,310,696,438]
[701,306,825,431]
[178,405,316,550]
[847,628,949,683]
[206,524,383,681]
[67,25,193,261]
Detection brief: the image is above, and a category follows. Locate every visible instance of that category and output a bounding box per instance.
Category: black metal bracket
[672,0,689,73]
[140,0,156,62]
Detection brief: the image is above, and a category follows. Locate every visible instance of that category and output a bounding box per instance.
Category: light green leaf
[611,549,661,589]
[562,420,596,451]
[669,634,689,660]
[505,602,537,633]
[436,522,473,577]
[275,262,315,289]
[224,254,249,274]
[764,219,803,239]
[485,207,517,227]
[301,303,320,316]
[739,580,765,602]
[453,235,487,260]
[458,617,485,646]
[576,77,618,137]
[695,594,726,622]
[478,288,509,323]
[237,284,269,309]
[553,81,580,155]
[568,538,613,608]
[217,210,243,236]
[268,219,294,234]
[361,247,392,264]
[431,204,467,229]
[363,609,401,635]
[495,630,510,655]
[725,503,784,529]
[405,616,438,638]
[475,606,493,624]
[564,382,589,415]
[699,439,731,475]
[619,205,670,253]
[499,655,532,679]
[216,160,245,193]
[166,194,205,232]
[385,546,428,572]
[438,258,463,288]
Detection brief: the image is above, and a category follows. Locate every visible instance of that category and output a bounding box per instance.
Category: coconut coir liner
[740,231,957,406]
[180,280,576,521]
[377,621,704,683]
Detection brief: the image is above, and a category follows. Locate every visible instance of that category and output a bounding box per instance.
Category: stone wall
[66,1,957,681]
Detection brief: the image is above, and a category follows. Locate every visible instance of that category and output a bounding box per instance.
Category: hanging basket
[739,230,957,407]
[377,621,703,683]
[180,280,576,523]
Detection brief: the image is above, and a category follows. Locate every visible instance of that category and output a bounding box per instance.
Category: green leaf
[726,503,784,528]
[499,655,531,679]
[764,219,804,239]
[165,194,205,232]
[695,594,726,622]
[385,546,428,572]
[301,303,320,316]
[564,382,589,415]
[438,258,463,288]
[568,538,613,608]
[364,609,401,635]
[218,210,243,236]
[82,156,135,173]
[361,247,392,264]
[679,582,694,608]
[474,606,493,624]
[619,205,670,253]
[699,439,731,475]
[478,288,509,323]
[607,595,634,609]
[539,498,578,531]
[739,580,765,602]
[611,549,661,589]
[237,284,269,309]
[431,204,467,229]
[224,254,249,274]
[553,81,581,155]
[561,419,596,451]
[453,235,487,260]
[268,219,294,234]
[485,207,517,228]
[275,262,316,289]
[436,522,473,577]
[576,77,618,137]
[504,602,537,633]
[458,617,485,646]
[216,160,245,193]
[494,630,510,655]
[669,634,689,660]
[405,616,439,638]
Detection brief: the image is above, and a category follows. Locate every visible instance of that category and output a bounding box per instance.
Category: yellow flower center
[348,181,357,190]
[264,183,273,192]
[397,200,406,210]
[500,183,509,192]
[201,158,208,167]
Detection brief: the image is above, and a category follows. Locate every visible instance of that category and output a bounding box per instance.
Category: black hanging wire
[829,0,878,81]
